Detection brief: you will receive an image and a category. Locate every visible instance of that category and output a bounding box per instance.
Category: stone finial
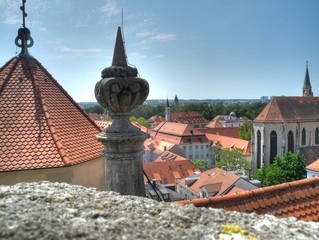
[95,27,149,113]
[95,27,149,196]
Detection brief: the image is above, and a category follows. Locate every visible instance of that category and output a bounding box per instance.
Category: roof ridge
[31,58,102,132]
[178,177,319,207]
[0,57,19,95]
[25,58,71,165]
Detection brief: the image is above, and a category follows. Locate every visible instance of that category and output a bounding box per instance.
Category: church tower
[165,98,171,122]
[303,62,313,97]
[174,94,179,106]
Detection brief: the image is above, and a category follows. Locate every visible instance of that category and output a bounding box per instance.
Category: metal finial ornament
[15,0,34,57]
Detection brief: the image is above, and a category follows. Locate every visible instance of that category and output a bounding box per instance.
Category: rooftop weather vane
[15,0,34,57]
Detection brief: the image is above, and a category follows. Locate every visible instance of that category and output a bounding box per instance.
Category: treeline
[83,101,268,121]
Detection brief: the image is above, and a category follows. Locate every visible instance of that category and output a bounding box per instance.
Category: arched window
[270,130,277,164]
[257,130,261,169]
[302,128,306,145]
[315,128,319,145]
[287,130,294,153]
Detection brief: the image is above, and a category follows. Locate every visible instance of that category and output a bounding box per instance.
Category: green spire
[303,62,313,97]
[303,62,312,89]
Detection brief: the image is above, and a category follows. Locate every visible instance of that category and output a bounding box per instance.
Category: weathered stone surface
[0,182,318,239]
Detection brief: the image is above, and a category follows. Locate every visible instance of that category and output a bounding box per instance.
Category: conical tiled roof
[0,56,103,171]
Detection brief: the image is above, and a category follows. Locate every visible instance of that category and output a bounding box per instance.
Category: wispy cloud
[0,0,20,25]
[130,51,146,60]
[152,54,164,59]
[136,29,176,44]
[151,33,176,42]
[100,0,121,25]
[59,47,102,55]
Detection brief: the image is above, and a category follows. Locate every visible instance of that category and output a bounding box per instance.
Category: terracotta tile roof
[205,133,251,156]
[176,168,255,197]
[198,127,240,138]
[170,112,208,124]
[154,150,188,162]
[88,113,109,121]
[148,112,208,127]
[151,122,210,145]
[94,121,111,130]
[205,115,226,128]
[143,159,203,187]
[0,57,103,171]
[307,159,319,172]
[299,146,319,166]
[255,96,319,122]
[178,177,319,222]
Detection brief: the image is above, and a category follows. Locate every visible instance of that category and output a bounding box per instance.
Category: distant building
[176,168,257,199]
[205,133,251,171]
[151,122,211,162]
[87,113,109,121]
[143,156,203,190]
[251,64,319,174]
[260,96,269,102]
[206,112,250,128]
[306,160,319,178]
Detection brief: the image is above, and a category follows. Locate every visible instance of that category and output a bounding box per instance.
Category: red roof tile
[255,96,319,122]
[205,133,251,156]
[170,112,208,124]
[176,168,257,197]
[198,127,240,138]
[0,57,103,171]
[177,177,319,222]
[151,122,210,145]
[143,159,203,187]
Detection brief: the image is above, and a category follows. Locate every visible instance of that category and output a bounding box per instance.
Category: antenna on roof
[21,0,27,28]
[121,8,124,33]
[15,0,34,57]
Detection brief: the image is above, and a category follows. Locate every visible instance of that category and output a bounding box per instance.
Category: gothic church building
[252,64,319,173]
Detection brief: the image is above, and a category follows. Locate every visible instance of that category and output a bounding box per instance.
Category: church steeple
[165,97,171,122]
[303,62,313,97]
[174,94,179,106]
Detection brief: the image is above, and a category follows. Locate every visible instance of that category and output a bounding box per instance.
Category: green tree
[238,121,251,140]
[130,116,149,127]
[83,104,105,114]
[215,147,250,175]
[254,152,306,187]
[193,159,208,169]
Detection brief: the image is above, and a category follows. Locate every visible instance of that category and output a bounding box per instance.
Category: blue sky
[0,0,319,102]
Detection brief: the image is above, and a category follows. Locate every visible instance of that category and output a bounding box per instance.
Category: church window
[315,128,319,145]
[287,131,294,153]
[256,130,261,169]
[270,131,277,164]
[302,128,306,145]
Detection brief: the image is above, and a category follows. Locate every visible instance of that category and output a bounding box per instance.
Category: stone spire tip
[112,26,128,67]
